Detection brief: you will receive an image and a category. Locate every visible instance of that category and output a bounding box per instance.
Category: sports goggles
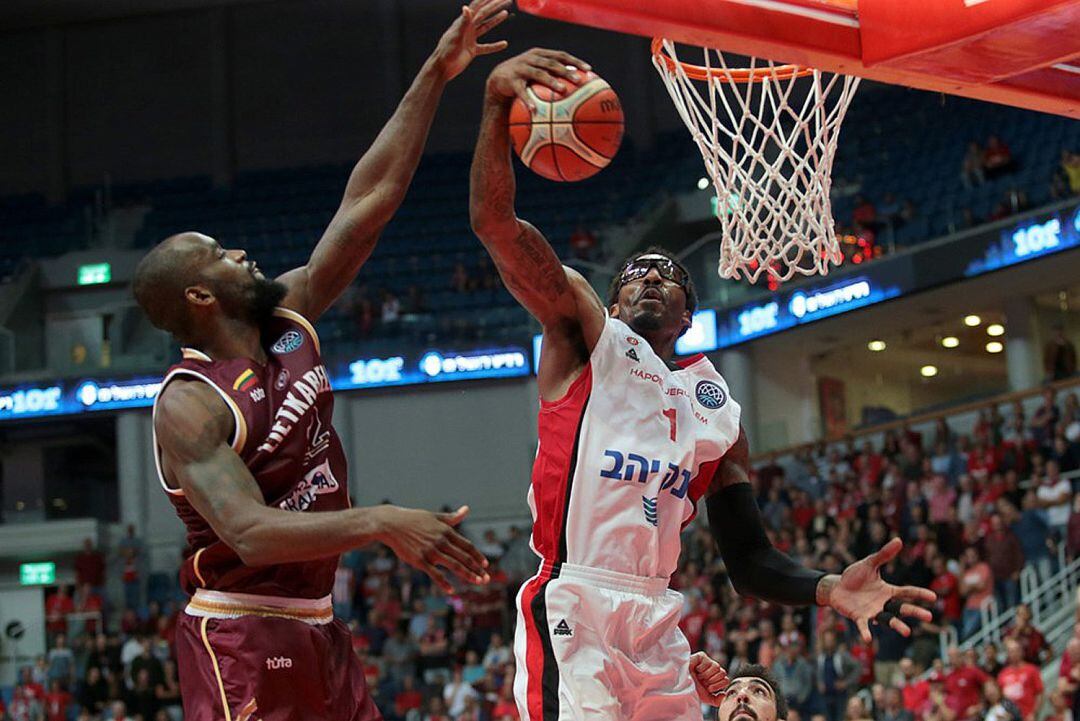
[619,255,689,288]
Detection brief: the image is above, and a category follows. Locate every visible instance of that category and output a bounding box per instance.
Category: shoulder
[155,379,233,454]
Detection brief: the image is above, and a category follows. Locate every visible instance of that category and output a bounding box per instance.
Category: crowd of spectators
[5,385,1080,721]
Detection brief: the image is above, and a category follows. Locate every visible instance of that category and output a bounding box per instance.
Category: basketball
[509,69,624,182]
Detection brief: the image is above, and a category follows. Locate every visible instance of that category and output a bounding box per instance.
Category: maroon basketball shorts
[176,589,382,721]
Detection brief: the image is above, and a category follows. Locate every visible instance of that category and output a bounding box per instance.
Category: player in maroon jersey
[132,2,510,719]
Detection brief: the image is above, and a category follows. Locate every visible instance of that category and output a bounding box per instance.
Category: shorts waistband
[541,561,671,596]
[185,589,334,625]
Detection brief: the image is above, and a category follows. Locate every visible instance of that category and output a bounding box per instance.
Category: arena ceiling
[0,0,453,31]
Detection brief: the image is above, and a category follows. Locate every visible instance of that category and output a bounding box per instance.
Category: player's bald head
[132,232,216,341]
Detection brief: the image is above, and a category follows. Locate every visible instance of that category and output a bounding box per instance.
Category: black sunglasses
[619,256,689,288]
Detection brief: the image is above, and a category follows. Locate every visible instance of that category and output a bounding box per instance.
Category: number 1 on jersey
[663,408,677,442]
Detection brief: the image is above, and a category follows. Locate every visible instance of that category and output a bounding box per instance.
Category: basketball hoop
[651,39,860,283]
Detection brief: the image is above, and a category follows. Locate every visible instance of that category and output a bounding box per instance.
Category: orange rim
[651,38,813,83]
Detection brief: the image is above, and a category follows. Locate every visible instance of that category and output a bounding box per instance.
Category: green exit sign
[77,263,111,286]
[20,562,56,585]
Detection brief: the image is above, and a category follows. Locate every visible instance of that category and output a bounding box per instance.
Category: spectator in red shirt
[1003,603,1050,666]
[490,683,519,720]
[929,555,962,627]
[73,583,104,635]
[44,586,74,640]
[983,135,1016,178]
[17,666,46,705]
[959,547,993,641]
[997,638,1044,720]
[394,675,424,718]
[899,658,930,715]
[74,538,106,590]
[43,680,72,721]
[944,645,990,720]
[983,513,1024,611]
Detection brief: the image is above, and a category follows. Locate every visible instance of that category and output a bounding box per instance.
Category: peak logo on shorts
[695,380,726,409]
[553,619,573,637]
[272,330,303,354]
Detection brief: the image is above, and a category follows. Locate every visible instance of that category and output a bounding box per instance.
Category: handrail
[923,547,1079,678]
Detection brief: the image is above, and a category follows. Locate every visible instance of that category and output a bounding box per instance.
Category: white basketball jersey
[528,316,741,579]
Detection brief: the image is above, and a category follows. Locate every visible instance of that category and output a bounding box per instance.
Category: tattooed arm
[155,379,489,591]
[469,50,607,399]
[278,0,510,322]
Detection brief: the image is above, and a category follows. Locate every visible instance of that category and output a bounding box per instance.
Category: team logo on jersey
[232,368,258,392]
[271,330,303,354]
[249,387,266,403]
[278,460,339,512]
[626,336,639,346]
[274,369,290,391]
[553,619,573,637]
[695,380,726,409]
[626,348,640,362]
[642,496,659,527]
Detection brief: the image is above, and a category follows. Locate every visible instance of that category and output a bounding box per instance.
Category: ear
[677,307,693,337]
[609,303,621,319]
[185,285,215,306]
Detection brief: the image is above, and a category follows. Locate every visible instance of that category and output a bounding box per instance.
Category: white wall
[343,377,539,521]
[750,339,820,450]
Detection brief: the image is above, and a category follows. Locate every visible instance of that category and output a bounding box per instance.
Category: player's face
[611,255,691,337]
[190,234,285,327]
[718,678,779,721]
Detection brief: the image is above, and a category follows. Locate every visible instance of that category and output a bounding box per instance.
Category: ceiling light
[697,177,710,190]
[868,340,886,352]
[987,323,1005,337]
[964,315,982,327]
[920,365,938,378]
[941,336,960,348]
[986,341,1004,354]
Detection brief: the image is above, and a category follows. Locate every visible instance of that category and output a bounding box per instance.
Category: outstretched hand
[823,537,937,643]
[690,652,729,706]
[375,504,490,593]
[434,0,512,81]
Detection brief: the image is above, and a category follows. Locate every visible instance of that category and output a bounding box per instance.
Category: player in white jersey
[469,49,937,721]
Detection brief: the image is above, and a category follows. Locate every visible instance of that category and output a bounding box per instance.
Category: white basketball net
[652,41,860,283]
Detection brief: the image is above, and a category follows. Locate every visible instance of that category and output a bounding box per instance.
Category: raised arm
[277,0,510,321]
[469,50,608,396]
[703,428,935,643]
[155,379,488,591]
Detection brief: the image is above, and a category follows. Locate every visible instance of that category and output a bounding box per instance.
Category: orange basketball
[509,69,624,182]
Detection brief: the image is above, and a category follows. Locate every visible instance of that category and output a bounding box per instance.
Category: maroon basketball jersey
[154,308,349,599]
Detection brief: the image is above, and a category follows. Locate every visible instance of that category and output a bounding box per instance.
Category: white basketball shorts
[512,561,700,721]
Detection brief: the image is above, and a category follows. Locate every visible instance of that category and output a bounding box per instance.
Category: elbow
[469,204,515,242]
[469,209,500,240]
[223,521,273,567]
